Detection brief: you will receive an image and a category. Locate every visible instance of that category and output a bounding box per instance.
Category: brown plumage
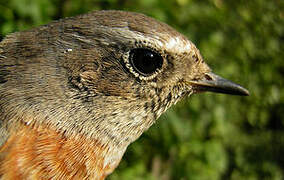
[0,10,249,179]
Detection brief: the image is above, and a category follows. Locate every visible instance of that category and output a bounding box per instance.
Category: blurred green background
[0,0,283,179]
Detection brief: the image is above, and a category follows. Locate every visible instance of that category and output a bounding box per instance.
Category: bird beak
[188,72,249,96]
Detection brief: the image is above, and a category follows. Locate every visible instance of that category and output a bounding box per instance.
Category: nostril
[204,74,213,81]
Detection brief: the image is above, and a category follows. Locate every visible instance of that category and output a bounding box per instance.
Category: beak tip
[240,88,250,96]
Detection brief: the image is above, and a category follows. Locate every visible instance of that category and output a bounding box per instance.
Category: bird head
[0,10,248,150]
[50,10,249,145]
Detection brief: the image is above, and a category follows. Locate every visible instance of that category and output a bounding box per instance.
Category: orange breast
[0,123,117,180]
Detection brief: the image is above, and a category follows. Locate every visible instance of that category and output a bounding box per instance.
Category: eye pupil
[130,48,163,76]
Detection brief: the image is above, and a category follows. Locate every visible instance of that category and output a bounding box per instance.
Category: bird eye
[129,48,163,76]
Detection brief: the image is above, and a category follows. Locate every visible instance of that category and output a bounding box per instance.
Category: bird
[0,10,249,179]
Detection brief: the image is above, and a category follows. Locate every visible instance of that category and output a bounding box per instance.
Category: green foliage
[1,0,283,179]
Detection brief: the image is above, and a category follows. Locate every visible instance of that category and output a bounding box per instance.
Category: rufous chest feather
[0,124,121,180]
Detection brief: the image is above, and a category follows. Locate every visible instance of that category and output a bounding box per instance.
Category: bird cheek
[80,71,134,98]
[80,71,99,84]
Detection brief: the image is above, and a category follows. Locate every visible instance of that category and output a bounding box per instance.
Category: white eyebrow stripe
[165,36,191,53]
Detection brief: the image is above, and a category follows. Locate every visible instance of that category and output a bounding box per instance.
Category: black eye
[129,48,163,76]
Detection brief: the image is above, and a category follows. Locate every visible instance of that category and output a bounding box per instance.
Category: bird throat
[0,123,123,179]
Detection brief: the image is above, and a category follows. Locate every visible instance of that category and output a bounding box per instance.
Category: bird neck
[0,123,123,180]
